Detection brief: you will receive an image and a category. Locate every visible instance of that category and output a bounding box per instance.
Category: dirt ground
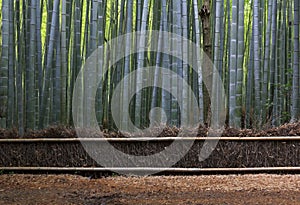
[0,174,299,205]
[2,122,300,139]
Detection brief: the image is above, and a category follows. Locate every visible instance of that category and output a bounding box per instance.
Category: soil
[0,174,299,205]
[2,122,300,139]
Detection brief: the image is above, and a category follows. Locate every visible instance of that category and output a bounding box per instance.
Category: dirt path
[0,174,299,205]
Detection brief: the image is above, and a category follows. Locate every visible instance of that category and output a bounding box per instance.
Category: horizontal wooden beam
[1,136,300,143]
[1,166,300,173]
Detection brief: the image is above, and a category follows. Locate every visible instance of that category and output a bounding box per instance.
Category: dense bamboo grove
[0,0,299,133]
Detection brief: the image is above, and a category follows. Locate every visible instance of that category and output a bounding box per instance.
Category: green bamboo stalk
[7,0,15,128]
[253,0,262,127]
[236,0,244,127]
[96,0,104,126]
[0,0,9,128]
[61,0,68,124]
[53,16,61,124]
[121,0,133,130]
[228,0,238,128]
[193,0,204,124]
[135,0,149,128]
[292,0,300,121]
[212,0,224,128]
[269,0,277,125]
[26,0,37,129]
[15,0,24,135]
[170,0,181,127]
[35,0,43,127]
[161,0,172,125]
[69,0,83,125]
[39,0,60,128]
[262,0,273,123]
[181,0,189,125]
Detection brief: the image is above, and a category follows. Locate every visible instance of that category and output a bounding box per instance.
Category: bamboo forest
[0,0,300,134]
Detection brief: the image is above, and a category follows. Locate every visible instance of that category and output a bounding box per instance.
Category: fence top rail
[1,166,300,172]
[1,136,300,142]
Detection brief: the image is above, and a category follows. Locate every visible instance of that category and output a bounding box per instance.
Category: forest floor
[2,122,300,138]
[0,174,300,205]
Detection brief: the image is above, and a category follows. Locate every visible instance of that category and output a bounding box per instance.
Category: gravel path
[0,174,300,205]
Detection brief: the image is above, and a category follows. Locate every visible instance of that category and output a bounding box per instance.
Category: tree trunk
[199,0,212,60]
[199,0,212,125]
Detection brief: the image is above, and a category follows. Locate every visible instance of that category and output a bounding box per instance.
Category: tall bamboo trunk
[199,0,212,125]
[0,0,10,128]
[291,0,300,122]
